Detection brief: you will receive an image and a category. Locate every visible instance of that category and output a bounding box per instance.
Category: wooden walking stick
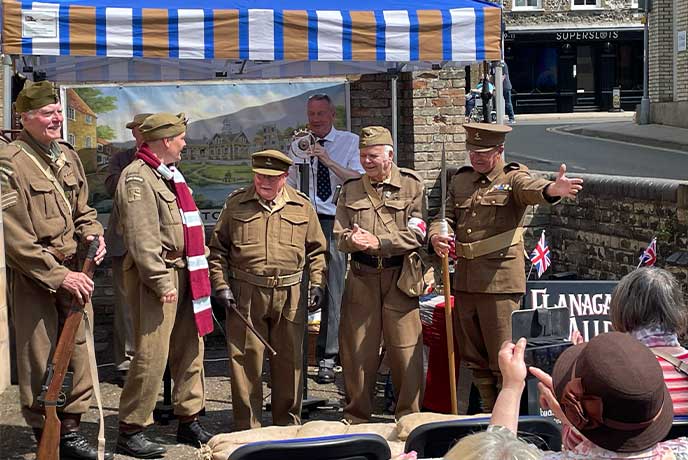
[37,238,100,460]
[439,144,458,415]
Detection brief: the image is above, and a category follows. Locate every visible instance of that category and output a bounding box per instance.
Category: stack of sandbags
[201,412,489,460]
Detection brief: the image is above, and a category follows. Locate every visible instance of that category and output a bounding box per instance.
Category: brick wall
[502,0,638,28]
[648,0,674,103]
[676,0,688,102]
[524,172,688,285]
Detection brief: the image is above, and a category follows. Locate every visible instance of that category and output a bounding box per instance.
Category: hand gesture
[61,271,95,306]
[350,224,380,250]
[86,234,107,265]
[529,366,570,425]
[160,289,177,304]
[498,338,528,389]
[547,164,583,199]
[310,143,331,166]
[431,234,453,257]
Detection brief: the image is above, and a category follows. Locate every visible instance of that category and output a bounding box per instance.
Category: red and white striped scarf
[137,144,213,336]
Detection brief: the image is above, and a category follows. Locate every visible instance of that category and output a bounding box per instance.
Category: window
[85,115,93,124]
[85,136,92,148]
[513,0,542,9]
[572,0,601,8]
[68,133,76,145]
[97,144,103,152]
[66,107,76,120]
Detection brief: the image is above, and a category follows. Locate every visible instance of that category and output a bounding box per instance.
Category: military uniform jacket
[208,184,327,291]
[429,160,556,294]
[105,148,136,257]
[334,164,425,256]
[0,131,102,291]
[116,158,188,298]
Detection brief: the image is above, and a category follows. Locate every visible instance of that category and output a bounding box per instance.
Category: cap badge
[473,132,482,141]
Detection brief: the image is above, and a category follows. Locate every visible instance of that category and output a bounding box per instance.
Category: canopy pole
[494,62,504,125]
[390,70,399,163]
[2,55,12,129]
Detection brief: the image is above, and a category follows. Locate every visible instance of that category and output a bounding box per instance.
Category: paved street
[507,118,688,180]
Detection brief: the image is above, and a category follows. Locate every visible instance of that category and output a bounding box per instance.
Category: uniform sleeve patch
[125,175,144,183]
[127,187,142,202]
[1,190,18,210]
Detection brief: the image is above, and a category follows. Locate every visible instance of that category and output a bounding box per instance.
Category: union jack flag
[639,237,657,267]
[530,230,551,278]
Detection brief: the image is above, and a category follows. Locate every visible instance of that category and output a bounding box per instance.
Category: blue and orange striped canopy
[2,0,502,62]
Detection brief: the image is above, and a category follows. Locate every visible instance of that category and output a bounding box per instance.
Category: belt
[44,246,74,265]
[351,252,404,270]
[161,249,186,268]
[455,227,524,260]
[229,267,303,288]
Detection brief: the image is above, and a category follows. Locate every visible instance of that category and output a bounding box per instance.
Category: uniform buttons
[491,200,496,204]
[477,195,482,200]
[500,253,504,257]
[472,212,477,217]
[467,229,472,234]
[481,180,486,184]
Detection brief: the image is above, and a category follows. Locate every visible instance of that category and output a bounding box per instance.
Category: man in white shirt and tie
[287,94,363,383]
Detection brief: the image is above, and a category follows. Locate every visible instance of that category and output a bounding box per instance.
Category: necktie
[316,139,332,201]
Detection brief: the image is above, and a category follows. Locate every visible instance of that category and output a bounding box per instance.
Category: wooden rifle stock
[442,253,458,415]
[37,239,100,460]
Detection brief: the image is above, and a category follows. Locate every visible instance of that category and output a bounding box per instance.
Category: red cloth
[136,145,213,336]
[422,297,460,413]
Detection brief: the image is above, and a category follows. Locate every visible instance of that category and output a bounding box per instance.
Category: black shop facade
[504,27,643,114]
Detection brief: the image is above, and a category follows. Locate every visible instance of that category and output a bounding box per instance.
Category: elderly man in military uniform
[209,150,327,430]
[104,112,151,385]
[429,123,583,411]
[0,80,110,459]
[115,113,213,458]
[334,126,426,424]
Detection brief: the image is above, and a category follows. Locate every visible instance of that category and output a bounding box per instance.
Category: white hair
[444,427,543,460]
[384,144,394,155]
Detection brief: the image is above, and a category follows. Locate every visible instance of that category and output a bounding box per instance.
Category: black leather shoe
[316,359,335,384]
[60,432,114,460]
[177,420,213,446]
[116,432,166,459]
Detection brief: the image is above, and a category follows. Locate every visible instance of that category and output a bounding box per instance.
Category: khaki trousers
[111,255,135,372]
[9,269,94,428]
[453,291,522,411]
[340,263,423,423]
[226,279,304,431]
[118,264,205,427]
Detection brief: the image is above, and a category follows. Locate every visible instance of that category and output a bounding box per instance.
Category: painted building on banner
[502,0,643,113]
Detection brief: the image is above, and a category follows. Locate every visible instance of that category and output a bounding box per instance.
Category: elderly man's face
[469,146,503,174]
[360,145,394,182]
[254,172,287,202]
[21,103,63,145]
[307,99,335,138]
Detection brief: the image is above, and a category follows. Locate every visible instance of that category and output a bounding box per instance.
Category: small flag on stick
[529,230,551,279]
[637,237,657,268]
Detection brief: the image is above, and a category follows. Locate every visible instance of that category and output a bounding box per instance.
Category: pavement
[0,317,395,460]
[513,111,688,153]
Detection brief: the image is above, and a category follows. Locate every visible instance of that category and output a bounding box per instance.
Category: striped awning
[1,0,502,62]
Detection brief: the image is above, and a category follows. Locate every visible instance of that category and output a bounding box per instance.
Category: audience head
[444,426,542,460]
[552,331,673,453]
[610,267,687,337]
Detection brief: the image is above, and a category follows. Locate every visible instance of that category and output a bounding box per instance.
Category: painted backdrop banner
[61,78,349,224]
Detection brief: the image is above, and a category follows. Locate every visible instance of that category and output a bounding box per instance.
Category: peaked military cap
[126,113,153,129]
[252,150,293,176]
[360,126,393,148]
[139,112,187,141]
[464,123,512,153]
[15,80,59,113]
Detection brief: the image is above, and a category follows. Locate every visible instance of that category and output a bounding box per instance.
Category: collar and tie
[315,138,332,201]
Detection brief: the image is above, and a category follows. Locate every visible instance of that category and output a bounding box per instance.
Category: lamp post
[638,0,650,124]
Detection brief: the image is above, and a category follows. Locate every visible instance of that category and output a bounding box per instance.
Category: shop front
[505,27,643,114]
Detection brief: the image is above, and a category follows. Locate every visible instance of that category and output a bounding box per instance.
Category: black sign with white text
[524,281,618,342]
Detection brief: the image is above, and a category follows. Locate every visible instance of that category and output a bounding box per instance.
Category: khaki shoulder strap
[651,348,688,377]
[14,140,73,216]
[361,174,398,233]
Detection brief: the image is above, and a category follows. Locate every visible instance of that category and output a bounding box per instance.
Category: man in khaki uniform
[334,126,426,423]
[116,113,212,458]
[104,112,151,385]
[0,80,110,460]
[429,123,583,411]
[209,150,327,430]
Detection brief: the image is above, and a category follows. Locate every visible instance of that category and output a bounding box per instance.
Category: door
[575,45,596,107]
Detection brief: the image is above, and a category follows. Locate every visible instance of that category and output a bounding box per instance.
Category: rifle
[37,238,100,460]
[227,300,277,356]
[439,144,458,414]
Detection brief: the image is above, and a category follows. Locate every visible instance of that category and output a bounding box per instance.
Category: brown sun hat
[552,331,673,453]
